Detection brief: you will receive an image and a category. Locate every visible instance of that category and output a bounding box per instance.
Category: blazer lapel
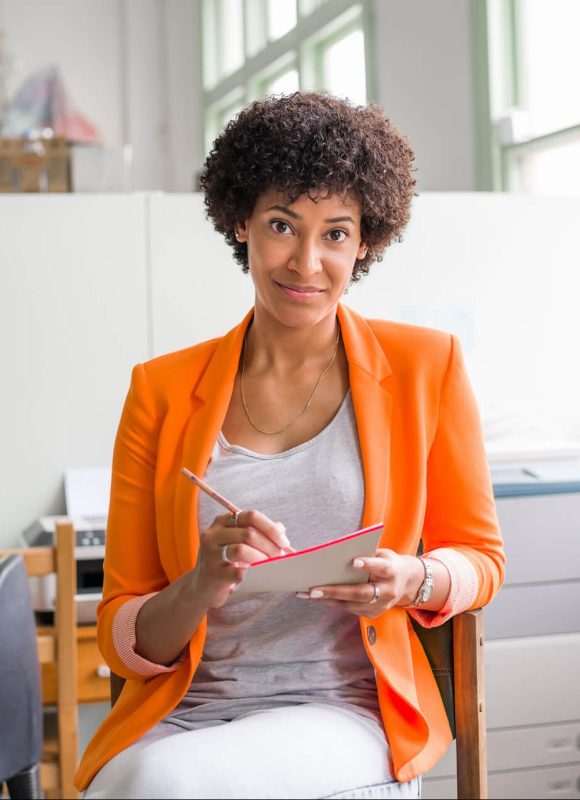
[337,304,393,542]
[174,309,254,574]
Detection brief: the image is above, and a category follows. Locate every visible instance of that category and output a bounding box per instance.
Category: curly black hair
[200,92,416,281]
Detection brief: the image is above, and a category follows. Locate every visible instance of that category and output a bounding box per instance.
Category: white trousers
[84,703,421,799]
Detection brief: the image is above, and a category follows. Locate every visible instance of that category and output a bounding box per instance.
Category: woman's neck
[245,307,340,375]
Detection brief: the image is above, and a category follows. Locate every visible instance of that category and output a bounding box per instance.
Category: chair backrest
[110,671,125,708]
[0,554,43,782]
[0,522,78,799]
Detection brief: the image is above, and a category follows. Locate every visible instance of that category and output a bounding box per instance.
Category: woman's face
[236,189,367,331]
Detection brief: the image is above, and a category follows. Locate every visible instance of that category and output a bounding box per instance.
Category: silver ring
[369,582,380,605]
[231,511,240,527]
[221,544,233,564]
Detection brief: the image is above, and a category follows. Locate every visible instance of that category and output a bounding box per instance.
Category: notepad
[234,523,383,595]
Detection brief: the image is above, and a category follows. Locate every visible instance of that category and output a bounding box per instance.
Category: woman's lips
[275,281,325,300]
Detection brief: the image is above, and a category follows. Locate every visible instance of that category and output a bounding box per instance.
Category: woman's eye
[272,220,292,235]
[326,229,347,242]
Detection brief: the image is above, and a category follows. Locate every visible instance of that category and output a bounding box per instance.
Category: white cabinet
[425,763,580,800]
[423,490,580,799]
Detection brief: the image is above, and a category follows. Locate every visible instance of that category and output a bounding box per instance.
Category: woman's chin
[255,298,338,331]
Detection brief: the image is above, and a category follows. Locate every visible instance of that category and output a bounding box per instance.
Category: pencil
[181,467,242,515]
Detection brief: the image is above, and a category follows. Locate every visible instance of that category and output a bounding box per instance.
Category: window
[475,0,580,195]
[267,0,298,40]
[321,28,366,106]
[200,0,373,156]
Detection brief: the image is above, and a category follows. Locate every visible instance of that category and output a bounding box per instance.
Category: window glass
[221,0,245,77]
[245,0,267,57]
[519,0,580,136]
[264,69,300,97]
[267,0,297,40]
[322,29,366,105]
[298,0,328,16]
[511,139,580,197]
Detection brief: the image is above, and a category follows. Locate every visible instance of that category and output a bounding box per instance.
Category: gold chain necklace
[240,326,341,436]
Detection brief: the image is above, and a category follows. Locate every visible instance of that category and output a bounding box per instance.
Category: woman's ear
[235,222,248,243]
[356,241,368,261]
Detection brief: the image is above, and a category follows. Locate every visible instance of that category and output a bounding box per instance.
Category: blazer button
[367,625,377,645]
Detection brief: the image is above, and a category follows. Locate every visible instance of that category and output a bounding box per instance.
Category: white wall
[0,0,476,192]
[372,0,477,191]
[0,194,150,547]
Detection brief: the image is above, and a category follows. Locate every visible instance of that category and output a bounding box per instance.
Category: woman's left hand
[296,549,424,618]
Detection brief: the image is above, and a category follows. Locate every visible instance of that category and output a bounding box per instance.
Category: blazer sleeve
[97,363,171,680]
[421,335,505,609]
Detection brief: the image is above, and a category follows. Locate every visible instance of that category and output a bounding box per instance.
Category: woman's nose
[289,237,322,275]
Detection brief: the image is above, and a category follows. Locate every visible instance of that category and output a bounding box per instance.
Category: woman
[78,93,504,799]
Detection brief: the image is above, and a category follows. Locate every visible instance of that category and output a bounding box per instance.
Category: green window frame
[472,0,580,193]
[199,0,375,156]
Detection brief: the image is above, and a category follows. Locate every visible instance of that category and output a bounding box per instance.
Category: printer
[22,467,109,624]
[23,515,105,623]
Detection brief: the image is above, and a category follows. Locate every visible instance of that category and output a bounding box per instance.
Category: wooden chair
[453,609,487,799]
[109,608,488,800]
[0,522,79,799]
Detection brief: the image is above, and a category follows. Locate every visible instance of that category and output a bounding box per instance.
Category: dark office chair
[0,554,43,799]
[0,522,79,799]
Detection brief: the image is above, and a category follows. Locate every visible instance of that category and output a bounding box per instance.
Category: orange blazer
[75,304,504,790]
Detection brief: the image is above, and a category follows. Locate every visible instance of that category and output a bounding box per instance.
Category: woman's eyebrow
[266,204,301,218]
[325,216,355,224]
[265,205,355,225]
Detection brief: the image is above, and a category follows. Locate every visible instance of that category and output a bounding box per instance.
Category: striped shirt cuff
[407,548,478,628]
[112,593,188,677]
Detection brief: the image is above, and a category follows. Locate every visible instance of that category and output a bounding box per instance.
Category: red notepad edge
[249,522,383,567]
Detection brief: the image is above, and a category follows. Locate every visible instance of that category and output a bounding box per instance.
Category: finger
[296,581,379,604]
[351,556,397,579]
[219,525,286,560]
[224,539,279,564]
[214,510,294,555]
[211,511,289,550]
[212,512,242,530]
[233,510,290,550]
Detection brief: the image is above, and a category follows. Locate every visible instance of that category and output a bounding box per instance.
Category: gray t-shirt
[164,391,381,730]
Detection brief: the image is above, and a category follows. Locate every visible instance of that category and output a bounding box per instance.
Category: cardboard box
[0,137,71,192]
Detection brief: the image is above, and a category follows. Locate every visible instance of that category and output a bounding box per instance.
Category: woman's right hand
[190,510,290,609]
[134,512,291,666]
